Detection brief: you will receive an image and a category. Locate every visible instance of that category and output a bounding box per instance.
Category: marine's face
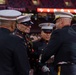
[41,31,51,41]
[17,24,31,33]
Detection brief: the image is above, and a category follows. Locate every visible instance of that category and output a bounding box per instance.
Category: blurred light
[0,0,5,4]
[32,0,40,5]
[54,9,57,12]
[68,10,70,12]
[65,2,69,6]
[39,9,43,12]
[74,10,76,13]
[37,8,76,13]
[61,9,64,12]
[47,9,50,12]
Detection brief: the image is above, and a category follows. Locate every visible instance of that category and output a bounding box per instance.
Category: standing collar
[0,28,11,33]
[62,25,70,29]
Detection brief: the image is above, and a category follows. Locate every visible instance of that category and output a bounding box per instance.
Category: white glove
[29,69,34,75]
[42,65,50,72]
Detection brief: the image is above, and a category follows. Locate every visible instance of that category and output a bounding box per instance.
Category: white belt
[58,61,75,65]
[58,61,68,65]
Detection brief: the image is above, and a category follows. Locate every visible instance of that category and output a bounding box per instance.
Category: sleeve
[33,41,39,56]
[41,30,62,63]
[13,42,30,75]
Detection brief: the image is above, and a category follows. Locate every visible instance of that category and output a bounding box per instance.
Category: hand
[29,69,34,75]
[30,35,39,42]
[42,65,50,72]
[46,55,54,63]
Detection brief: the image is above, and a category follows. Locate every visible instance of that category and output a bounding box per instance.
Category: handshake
[41,65,50,72]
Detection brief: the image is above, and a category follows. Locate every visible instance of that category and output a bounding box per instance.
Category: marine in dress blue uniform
[13,15,34,75]
[0,10,31,75]
[41,11,76,75]
[32,23,56,75]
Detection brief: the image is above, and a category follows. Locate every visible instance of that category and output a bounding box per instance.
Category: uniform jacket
[0,28,30,75]
[33,39,48,56]
[41,25,76,65]
[30,39,48,69]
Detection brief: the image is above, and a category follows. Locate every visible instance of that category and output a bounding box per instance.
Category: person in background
[32,23,56,75]
[41,11,76,75]
[0,10,30,75]
[30,33,41,42]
